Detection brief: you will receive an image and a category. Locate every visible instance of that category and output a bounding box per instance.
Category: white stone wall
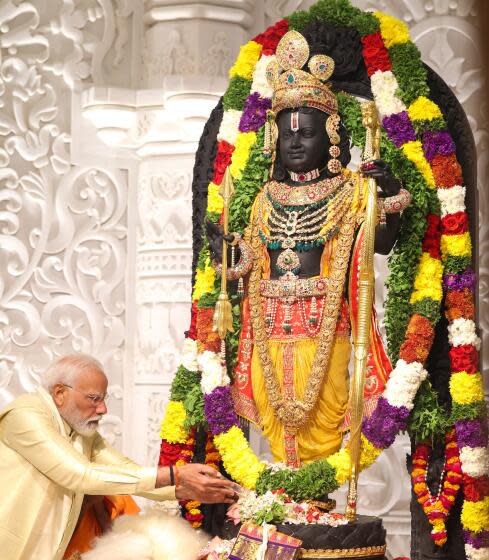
[0,1,486,557]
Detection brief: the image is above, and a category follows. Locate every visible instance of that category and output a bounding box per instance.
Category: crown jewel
[266,30,337,116]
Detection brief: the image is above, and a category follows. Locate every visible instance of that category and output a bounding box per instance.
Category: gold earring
[264,110,277,157]
[326,114,341,174]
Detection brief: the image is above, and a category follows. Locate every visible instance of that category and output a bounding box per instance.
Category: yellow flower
[328,435,381,486]
[432,521,445,532]
[440,232,472,259]
[408,97,443,121]
[375,12,410,48]
[192,259,217,301]
[160,401,188,443]
[461,496,489,533]
[327,447,350,485]
[207,182,224,215]
[402,141,435,187]
[229,41,262,79]
[410,252,444,304]
[230,132,256,180]
[449,371,484,404]
[214,426,265,489]
[360,434,382,471]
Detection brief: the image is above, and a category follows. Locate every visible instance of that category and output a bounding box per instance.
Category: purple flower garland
[239,92,272,133]
[421,130,456,163]
[362,397,411,449]
[443,268,476,292]
[382,111,416,147]
[455,418,488,449]
[204,385,240,435]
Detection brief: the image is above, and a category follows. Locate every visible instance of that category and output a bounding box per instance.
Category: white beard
[62,400,101,437]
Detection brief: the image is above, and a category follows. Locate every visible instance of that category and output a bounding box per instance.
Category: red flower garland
[422,214,441,259]
[159,440,184,466]
[411,428,463,546]
[441,212,468,235]
[463,474,489,503]
[449,345,478,374]
[196,307,221,352]
[162,431,221,529]
[213,141,235,186]
[253,19,289,55]
[361,32,392,76]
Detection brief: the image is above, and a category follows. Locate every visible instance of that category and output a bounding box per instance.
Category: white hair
[41,354,105,392]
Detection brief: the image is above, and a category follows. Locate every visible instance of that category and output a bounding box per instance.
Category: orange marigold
[431,153,463,188]
[445,288,475,321]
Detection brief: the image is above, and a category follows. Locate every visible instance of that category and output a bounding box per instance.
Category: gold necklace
[267,173,347,207]
[265,182,353,244]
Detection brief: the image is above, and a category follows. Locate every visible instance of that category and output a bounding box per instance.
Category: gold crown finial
[266,30,337,115]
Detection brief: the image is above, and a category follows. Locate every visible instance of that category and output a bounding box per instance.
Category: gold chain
[248,194,358,432]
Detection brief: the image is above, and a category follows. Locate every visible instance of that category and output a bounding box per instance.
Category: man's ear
[52,384,66,407]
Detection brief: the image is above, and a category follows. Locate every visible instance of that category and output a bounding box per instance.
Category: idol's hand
[205,219,235,262]
[175,463,240,504]
[361,159,401,197]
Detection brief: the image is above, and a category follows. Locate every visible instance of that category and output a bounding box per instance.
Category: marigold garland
[412,428,462,546]
[160,401,188,444]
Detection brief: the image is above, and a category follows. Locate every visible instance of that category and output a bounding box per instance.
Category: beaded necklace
[258,177,354,275]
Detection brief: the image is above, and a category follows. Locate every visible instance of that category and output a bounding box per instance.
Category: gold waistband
[260,276,328,299]
[299,544,386,558]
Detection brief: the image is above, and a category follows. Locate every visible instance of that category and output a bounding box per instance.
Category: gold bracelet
[213,234,253,281]
[377,188,411,226]
[378,187,411,214]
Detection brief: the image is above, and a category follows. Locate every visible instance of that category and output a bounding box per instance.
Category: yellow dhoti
[251,334,350,464]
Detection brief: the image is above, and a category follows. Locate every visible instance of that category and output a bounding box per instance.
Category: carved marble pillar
[0,0,132,450]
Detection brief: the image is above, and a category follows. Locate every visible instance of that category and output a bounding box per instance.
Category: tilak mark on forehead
[291,111,299,132]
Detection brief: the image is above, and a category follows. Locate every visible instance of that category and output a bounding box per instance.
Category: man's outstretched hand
[174,463,240,504]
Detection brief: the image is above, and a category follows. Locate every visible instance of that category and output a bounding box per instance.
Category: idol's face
[277,109,329,173]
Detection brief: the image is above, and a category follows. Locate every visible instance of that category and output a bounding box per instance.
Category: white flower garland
[250,54,275,98]
[383,360,428,409]
[370,70,406,117]
[447,318,481,350]
[437,185,466,216]
[198,350,230,395]
[459,447,489,478]
[181,338,199,372]
[465,545,489,560]
[217,109,243,145]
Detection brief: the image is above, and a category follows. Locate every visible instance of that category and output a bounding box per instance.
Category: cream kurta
[0,388,176,560]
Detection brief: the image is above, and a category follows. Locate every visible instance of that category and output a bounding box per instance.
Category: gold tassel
[213,167,235,342]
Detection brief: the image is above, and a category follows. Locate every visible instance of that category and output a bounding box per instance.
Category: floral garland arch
[158,1,488,557]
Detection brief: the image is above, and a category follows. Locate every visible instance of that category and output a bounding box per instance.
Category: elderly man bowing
[0,354,237,560]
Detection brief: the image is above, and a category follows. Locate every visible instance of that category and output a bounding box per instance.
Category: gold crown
[266,30,337,115]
